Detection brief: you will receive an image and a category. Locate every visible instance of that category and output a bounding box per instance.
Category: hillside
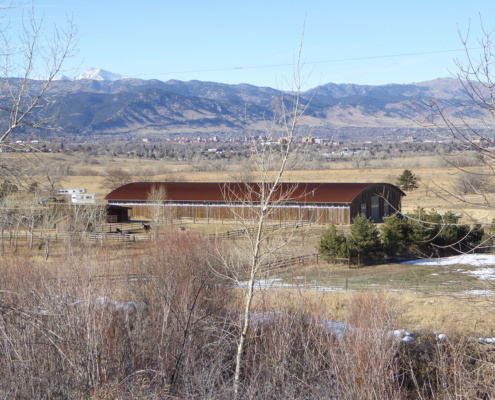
[7,73,487,137]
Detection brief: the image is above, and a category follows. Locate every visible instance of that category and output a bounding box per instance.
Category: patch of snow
[95,296,139,312]
[463,268,495,280]
[431,273,439,276]
[461,290,494,296]
[392,329,414,342]
[325,320,349,339]
[478,337,495,344]
[434,332,447,341]
[402,254,495,267]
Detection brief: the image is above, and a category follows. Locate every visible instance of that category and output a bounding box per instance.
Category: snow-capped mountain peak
[74,68,128,81]
[36,68,128,81]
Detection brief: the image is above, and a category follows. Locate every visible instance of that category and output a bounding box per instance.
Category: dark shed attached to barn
[105,205,131,223]
[104,182,405,225]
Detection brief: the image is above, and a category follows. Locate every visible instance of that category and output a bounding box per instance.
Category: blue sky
[6,0,495,89]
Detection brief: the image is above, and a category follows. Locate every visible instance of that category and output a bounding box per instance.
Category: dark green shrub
[318,223,349,259]
[348,214,381,257]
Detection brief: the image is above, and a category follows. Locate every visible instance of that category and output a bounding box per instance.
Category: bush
[318,223,348,259]
[455,170,495,194]
[404,208,484,256]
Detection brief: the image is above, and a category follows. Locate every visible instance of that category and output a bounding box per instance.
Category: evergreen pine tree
[396,169,418,191]
[348,214,381,257]
[318,223,347,259]
[381,214,409,256]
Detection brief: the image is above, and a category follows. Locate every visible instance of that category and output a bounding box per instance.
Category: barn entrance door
[308,210,314,223]
[371,196,380,221]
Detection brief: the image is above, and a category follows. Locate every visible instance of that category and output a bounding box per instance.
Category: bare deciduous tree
[0,5,78,190]
[147,184,167,234]
[41,162,67,194]
[100,167,134,190]
[209,28,314,398]
[412,19,495,227]
[0,6,78,143]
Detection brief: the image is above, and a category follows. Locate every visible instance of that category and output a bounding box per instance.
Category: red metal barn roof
[105,182,405,204]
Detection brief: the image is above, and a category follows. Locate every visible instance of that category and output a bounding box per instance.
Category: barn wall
[128,204,351,225]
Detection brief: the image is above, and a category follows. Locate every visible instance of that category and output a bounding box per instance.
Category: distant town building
[278,137,291,145]
[302,137,315,144]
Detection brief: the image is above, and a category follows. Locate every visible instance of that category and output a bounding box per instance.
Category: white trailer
[58,189,87,195]
[71,193,95,204]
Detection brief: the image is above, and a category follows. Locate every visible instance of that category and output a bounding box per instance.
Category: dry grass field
[47,153,492,223]
[10,152,495,339]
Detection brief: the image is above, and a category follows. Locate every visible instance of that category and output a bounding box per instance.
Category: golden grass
[47,152,494,222]
[3,228,495,337]
[255,288,495,337]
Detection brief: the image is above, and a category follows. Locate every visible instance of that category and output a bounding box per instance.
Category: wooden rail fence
[210,221,312,240]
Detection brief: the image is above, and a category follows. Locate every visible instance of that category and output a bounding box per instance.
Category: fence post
[345,278,348,291]
[348,256,350,269]
[358,254,360,268]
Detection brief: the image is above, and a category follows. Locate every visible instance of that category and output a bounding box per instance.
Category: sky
[5,0,495,89]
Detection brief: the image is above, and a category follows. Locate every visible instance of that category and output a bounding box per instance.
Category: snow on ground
[95,296,140,311]
[462,290,495,296]
[402,254,495,267]
[462,268,495,280]
[238,279,343,292]
[402,255,495,280]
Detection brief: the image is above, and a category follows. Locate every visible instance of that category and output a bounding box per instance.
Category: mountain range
[24,68,488,137]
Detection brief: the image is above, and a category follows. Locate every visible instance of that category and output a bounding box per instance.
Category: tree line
[318,210,485,261]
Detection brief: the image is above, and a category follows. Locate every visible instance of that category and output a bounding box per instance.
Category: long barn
[105,182,405,225]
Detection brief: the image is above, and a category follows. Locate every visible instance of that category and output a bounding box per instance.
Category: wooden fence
[56,232,151,243]
[209,221,313,240]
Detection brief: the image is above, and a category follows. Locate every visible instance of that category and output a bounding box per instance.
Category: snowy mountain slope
[74,67,128,81]
[49,67,128,81]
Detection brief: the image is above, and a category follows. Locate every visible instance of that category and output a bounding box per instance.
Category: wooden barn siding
[129,204,351,225]
[350,184,402,222]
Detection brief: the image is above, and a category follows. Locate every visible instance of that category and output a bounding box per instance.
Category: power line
[130,47,482,78]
